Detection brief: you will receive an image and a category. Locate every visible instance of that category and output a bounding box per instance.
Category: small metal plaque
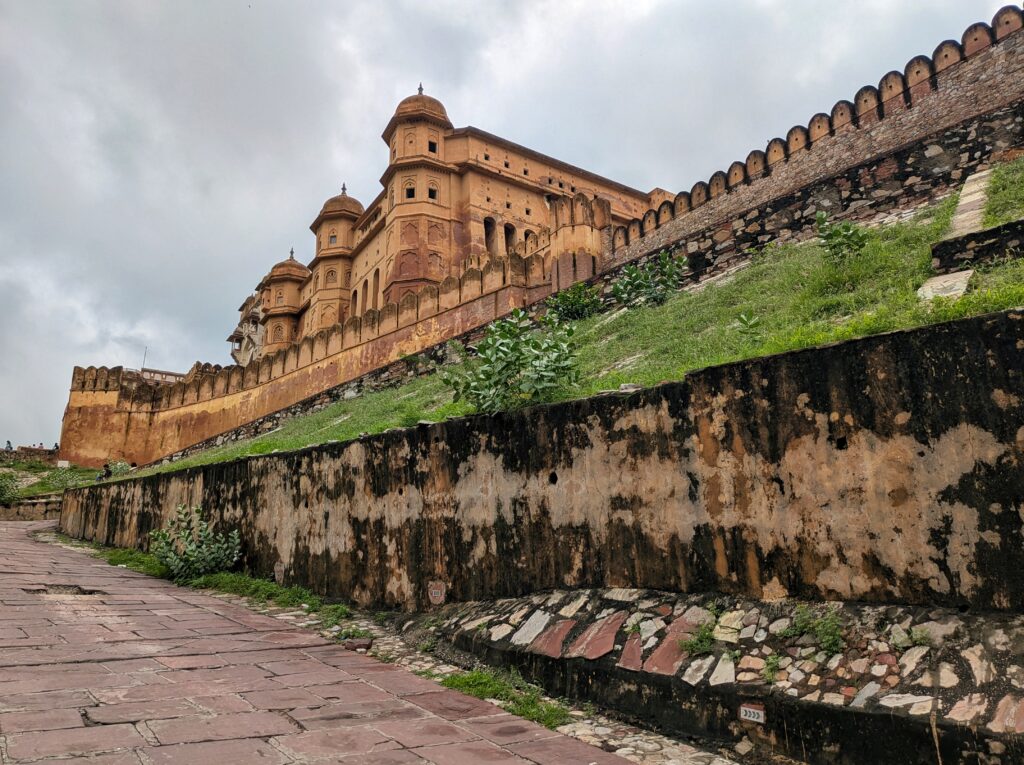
[739,702,766,724]
[427,580,447,605]
[273,561,285,584]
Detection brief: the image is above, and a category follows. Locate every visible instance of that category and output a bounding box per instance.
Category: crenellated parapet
[611,5,1024,253]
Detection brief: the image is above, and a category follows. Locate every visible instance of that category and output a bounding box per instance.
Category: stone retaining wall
[61,309,1024,613]
[932,217,1024,273]
[1,495,62,521]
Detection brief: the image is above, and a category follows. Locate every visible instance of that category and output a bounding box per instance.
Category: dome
[267,249,310,281]
[382,85,453,142]
[319,186,364,218]
[393,92,449,125]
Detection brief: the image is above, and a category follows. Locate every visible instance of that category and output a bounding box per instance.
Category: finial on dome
[417,82,423,95]
[289,247,295,260]
[341,182,347,195]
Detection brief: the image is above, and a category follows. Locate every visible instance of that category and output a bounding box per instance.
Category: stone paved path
[0,521,630,764]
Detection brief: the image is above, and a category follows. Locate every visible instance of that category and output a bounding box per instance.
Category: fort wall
[59,8,1024,467]
[60,308,1024,612]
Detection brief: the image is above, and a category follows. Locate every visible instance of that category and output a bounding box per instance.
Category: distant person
[100,463,112,480]
[53,443,59,451]
[4,440,11,451]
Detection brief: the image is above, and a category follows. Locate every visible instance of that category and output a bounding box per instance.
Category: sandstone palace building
[227,87,666,366]
[60,8,1024,466]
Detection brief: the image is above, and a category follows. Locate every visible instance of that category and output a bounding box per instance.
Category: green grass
[678,620,717,656]
[188,571,324,612]
[128,374,473,480]
[95,546,168,577]
[116,167,1024,475]
[8,459,97,498]
[983,155,1024,228]
[441,668,571,729]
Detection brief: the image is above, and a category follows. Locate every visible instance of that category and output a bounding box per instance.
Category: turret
[259,249,309,355]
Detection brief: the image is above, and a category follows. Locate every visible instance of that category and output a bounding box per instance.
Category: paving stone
[878,693,934,709]
[850,682,881,708]
[566,611,627,660]
[489,624,514,641]
[5,722,145,760]
[274,725,403,757]
[0,707,83,734]
[947,693,988,723]
[916,662,959,689]
[510,611,550,646]
[963,644,996,685]
[528,618,576,658]
[412,690,505,721]
[85,699,198,724]
[986,694,1022,733]
[414,739,533,764]
[240,686,326,709]
[897,646,929,676]
[146,711,300,744]
[459,713,559,745]
[683,655,716,686]
[617,633,643,672]
[143,738,291,765]
[709,655,735,686]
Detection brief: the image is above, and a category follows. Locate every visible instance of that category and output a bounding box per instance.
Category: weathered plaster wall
[62,309,1024,612]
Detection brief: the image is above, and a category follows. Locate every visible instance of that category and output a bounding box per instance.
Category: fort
[46,9,1024,762]
[58,7,1024,468]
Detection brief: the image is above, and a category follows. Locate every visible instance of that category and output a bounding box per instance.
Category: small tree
[815,211,868,265]
[612,250,688,307]
[150,505,241,582]
[442,309,578,413]
[48,467,80,490]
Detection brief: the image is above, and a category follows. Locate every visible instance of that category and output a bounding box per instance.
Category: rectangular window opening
[405,187,415,199]
[428,140,437,153]
[428,187,438,200]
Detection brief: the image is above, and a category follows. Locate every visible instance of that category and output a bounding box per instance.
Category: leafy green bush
[0,472,19,504]
[612,250,688,307]
[150,505,240,583]
[782,604,846,654]
[442,309,578,413]
[109,461,132,476]
[815,211,868,265]
[545,282,603,323]
[47,467,81,490]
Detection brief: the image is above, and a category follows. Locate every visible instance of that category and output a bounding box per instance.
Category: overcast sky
[0,0,1007,448]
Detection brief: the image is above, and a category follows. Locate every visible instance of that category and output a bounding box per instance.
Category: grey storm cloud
[0,0,1007,446]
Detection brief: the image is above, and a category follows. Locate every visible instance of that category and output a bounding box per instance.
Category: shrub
[109,461,132,476]
[612,250,688,307]
[442,308,577,413]
[678,620,716,655]
[150,505,241,583]
[0,472,18,504]
[48,467,80,490]
[782,604,846,654]
[545,282,603,323]
[816,211,868,265]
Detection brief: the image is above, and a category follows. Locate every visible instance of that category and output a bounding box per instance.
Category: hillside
[88,157,1024,481]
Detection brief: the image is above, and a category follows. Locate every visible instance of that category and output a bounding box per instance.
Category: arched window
[405,182,416,200]
[344,269,351,287]
[372,269,380,310]
[275,290,284,306]
[314,274,319,290]
[428,183,438,201]
[351,290,358,314]
[272,324,283,342]
[329,230,337,246]
[361,279,368,311]
[326,269,337,284]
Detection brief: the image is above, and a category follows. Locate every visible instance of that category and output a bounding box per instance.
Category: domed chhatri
[382,85,453,141]
[268,248,310,279]
[392,85,450,125]
[318,183,364,219]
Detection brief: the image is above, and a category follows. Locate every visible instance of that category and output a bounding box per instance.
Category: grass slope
[983,155,1024,228]
[121,168,1024,478]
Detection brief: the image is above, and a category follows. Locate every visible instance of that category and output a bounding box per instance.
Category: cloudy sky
[0,0,1007,448]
